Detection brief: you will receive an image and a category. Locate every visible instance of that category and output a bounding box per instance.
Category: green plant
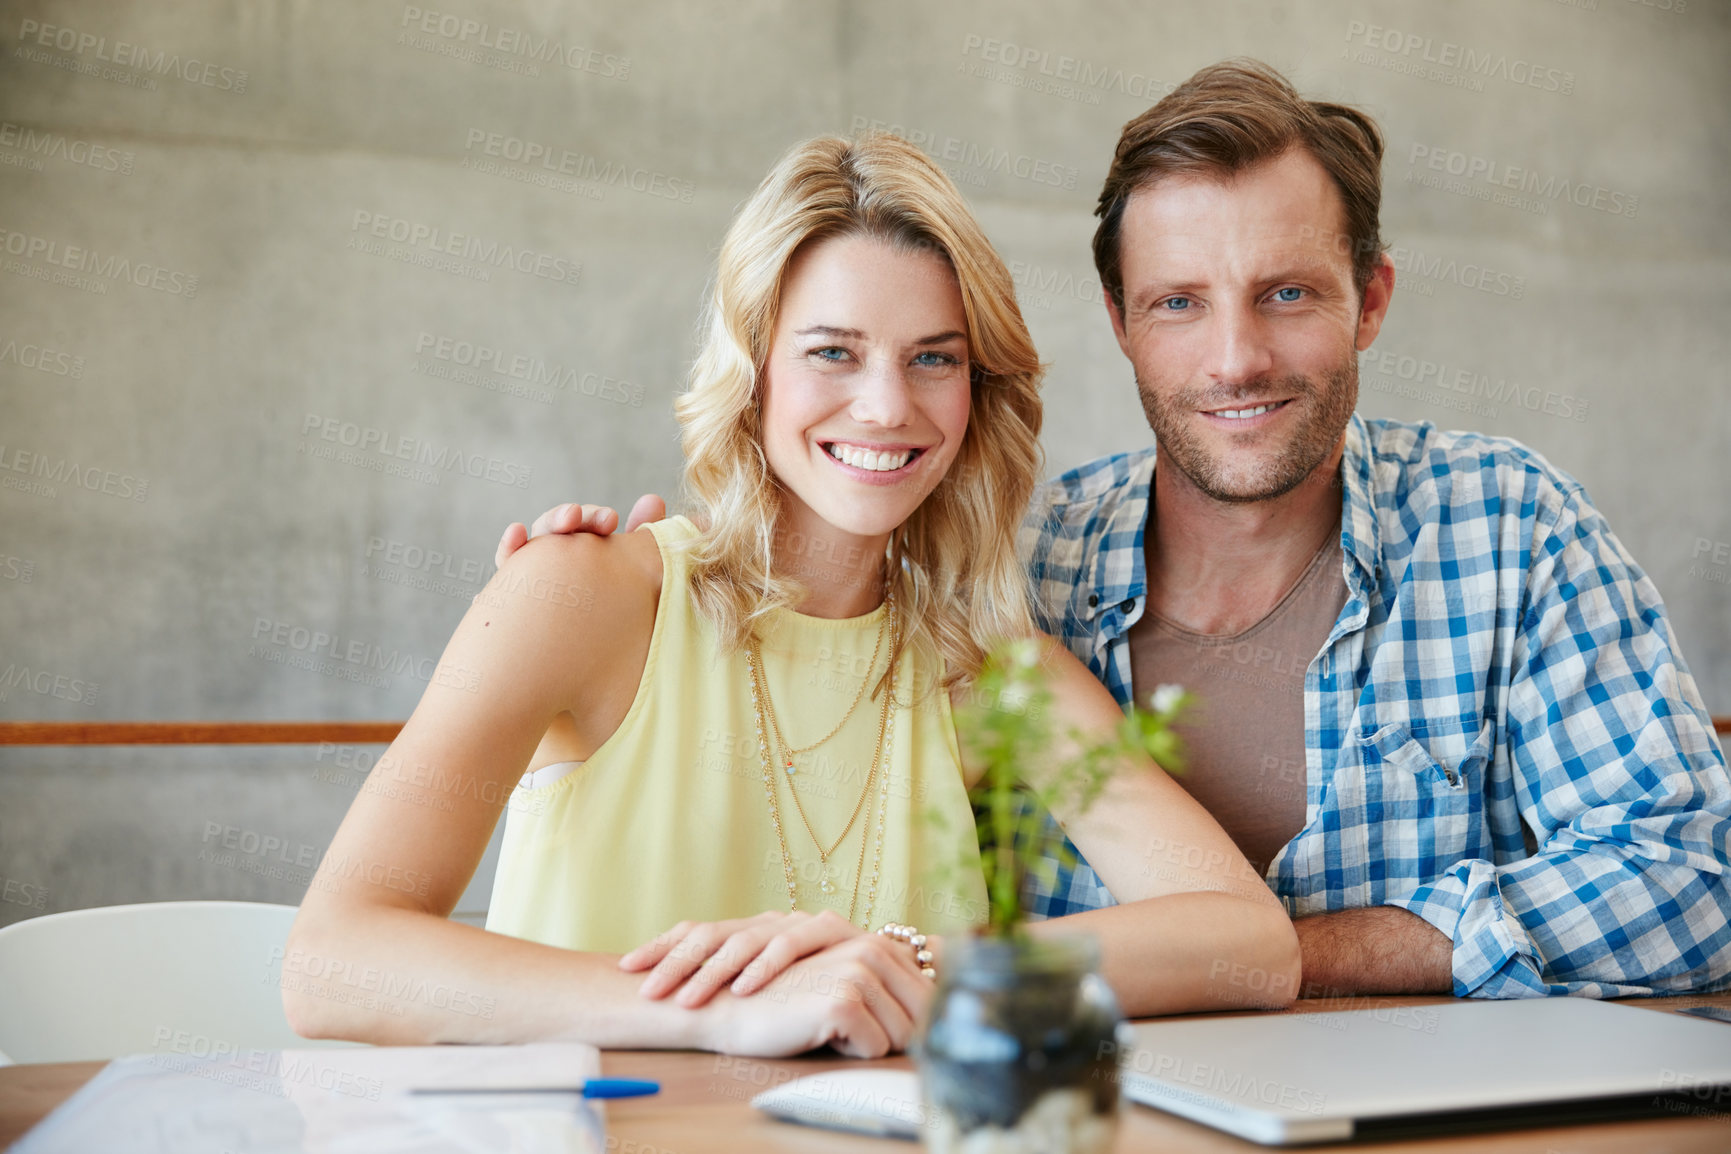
[956,638,1190,936]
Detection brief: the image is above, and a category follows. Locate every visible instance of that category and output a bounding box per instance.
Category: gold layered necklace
[746,592,898,927]
[761,598,887,774]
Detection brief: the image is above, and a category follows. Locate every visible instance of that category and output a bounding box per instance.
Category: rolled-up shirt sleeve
[1393,483,1731,997]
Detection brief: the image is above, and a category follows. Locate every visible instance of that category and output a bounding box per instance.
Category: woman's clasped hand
[622,910,936,1057]
[620,909,926,1006]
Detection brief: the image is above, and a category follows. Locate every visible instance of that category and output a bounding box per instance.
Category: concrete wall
[1,0,1726,928]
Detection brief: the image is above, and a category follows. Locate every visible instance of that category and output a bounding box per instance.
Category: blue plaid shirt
[1017,414,1731,998]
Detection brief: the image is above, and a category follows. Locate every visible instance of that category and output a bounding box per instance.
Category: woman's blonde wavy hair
[673,133,1044,692]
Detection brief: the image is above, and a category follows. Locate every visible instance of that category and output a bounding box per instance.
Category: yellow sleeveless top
[485,515,988,954]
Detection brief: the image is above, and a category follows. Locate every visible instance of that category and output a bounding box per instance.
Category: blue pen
[579,1079,660,1099]
[410,1078,660,1098]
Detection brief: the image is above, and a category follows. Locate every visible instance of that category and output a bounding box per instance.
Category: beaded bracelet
[878,921,937,981]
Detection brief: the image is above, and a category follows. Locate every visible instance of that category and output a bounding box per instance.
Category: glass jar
[914,933,1122,1153]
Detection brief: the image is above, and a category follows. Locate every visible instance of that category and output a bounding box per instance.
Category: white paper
[13,1043,606,1154]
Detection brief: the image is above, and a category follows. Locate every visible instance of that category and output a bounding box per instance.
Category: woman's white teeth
[827,444,914,472]
[1213,402,1283,420]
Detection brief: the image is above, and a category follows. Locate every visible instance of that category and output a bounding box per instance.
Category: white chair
[0,901,360,1064]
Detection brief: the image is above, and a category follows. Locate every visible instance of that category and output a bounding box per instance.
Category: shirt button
[1119,599,1135,613]
[1087,594,1099,608]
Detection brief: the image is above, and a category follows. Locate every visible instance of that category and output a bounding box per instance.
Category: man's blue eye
[1274,287,1303,302]
[1163,297,1191,311]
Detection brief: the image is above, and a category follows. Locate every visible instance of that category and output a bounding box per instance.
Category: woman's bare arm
[1013,638,1303,1015]
[284,531,926,1055]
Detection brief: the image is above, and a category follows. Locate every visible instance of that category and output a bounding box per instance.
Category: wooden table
[5,995,1730,1152]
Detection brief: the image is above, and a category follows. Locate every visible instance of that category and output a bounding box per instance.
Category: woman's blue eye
[813,347,848,362]
[915,351,958,367]
[1274,287,1303,302]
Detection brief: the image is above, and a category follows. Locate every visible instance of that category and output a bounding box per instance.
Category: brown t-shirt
[1127,526,1349,876]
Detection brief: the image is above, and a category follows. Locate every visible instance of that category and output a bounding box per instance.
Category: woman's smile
[819,440,929,482]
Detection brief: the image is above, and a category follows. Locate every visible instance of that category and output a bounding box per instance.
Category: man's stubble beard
[1135,351,1359,505]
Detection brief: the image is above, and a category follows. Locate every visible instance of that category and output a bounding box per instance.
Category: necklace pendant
[784,756,796,774]
[819,874,837,895]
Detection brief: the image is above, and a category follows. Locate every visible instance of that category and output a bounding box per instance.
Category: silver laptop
[1119,997,1731,1146]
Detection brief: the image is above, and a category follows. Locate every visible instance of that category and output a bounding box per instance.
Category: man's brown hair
[1092,58,1386,311]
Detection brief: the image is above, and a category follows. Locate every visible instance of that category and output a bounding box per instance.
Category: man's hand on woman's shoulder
[495,495,667,569]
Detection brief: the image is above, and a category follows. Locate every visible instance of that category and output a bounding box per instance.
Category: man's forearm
[1293,906,1453,997]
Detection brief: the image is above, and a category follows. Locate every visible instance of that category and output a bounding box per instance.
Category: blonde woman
[285,135,1298,1058]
